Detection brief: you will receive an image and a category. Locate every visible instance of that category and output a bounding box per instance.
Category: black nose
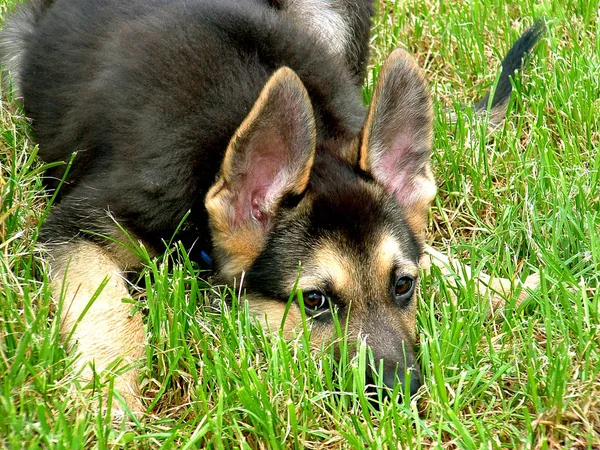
[366,363,422,399]
[408,370,422,396]
[382,365,422,397]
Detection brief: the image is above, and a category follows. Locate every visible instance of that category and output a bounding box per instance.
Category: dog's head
[205,49,435,396]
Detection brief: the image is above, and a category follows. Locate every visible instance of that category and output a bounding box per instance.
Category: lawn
[1,0,599,448]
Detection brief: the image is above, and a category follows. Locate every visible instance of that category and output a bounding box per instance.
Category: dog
[1,0,543,414]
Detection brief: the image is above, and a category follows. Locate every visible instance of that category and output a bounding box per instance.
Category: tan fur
[301,245,351,293]
[106,227,158,267]
[401,164,437,234]
[205,179,267,279]
[212,223,267,280]
[48,241,145,415]
[358,93,375,173]
[245,295,303,337]
[375,234,419,281]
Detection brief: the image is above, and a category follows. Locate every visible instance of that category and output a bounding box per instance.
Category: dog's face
[205,50,435,395]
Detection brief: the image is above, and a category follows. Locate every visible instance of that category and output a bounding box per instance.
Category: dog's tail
[0,0,55,96]
[467,20,545,129]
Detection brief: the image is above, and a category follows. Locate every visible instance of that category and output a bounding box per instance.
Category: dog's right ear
[205,67,316,276]
[359,49,436,234]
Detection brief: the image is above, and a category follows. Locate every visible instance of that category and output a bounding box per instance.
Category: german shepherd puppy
[1,0,543,414]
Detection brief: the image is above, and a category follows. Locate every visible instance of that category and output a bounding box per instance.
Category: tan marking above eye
[295,244,352,293]
[376,234,419,280]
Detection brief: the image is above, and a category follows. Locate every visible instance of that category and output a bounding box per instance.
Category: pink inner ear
[251,197,265,223]
[233,132,292,226]
[374,135,415,197]
[370,131,434,210]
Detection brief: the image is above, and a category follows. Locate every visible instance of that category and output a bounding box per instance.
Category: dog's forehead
[306,174,420,258]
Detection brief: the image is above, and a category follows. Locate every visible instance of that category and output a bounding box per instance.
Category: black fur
[266,0,374,83]
[475,20,545,111]
[14,0,367,253]
[329,0,374,82]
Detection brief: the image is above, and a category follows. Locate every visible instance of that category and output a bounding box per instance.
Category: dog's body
[1,0,542,414]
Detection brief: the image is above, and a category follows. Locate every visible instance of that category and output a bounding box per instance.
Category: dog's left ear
[205,67,316,277]
[360,49,436,233]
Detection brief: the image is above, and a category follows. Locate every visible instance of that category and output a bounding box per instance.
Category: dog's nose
[382,365,422,397]
[408,370,422,396]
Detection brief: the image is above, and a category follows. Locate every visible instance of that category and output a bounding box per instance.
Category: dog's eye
[395,276,415,302]
[303,291,328,311]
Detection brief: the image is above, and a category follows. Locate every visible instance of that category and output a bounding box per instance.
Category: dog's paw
[110,384,145,422]
[523,272,541,290]
[67,369,146,423]
[488,272,540,313]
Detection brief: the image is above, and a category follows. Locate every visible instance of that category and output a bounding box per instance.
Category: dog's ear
[205,67,316,276]
[360,49,436,234]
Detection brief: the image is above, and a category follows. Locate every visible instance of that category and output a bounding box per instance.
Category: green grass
[1,0,599,448]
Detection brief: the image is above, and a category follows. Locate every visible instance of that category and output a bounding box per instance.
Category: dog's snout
[360,312,421,397]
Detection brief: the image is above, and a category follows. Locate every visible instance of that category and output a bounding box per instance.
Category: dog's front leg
[47,240,145,416]
[421,245,540,311]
